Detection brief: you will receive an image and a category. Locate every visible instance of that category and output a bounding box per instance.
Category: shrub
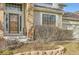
[34,25,73,42]
[5,39,24,50]
[0,37,6,50]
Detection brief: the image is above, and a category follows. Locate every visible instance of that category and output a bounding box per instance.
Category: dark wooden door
[9,14,19,33]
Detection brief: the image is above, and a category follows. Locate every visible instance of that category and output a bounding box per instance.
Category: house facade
[0,3,34,42]
[63,12,79,39]
[0,3,79,42]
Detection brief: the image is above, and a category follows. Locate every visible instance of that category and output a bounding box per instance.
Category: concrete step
[4,36,29,43]
[4,36,27,39]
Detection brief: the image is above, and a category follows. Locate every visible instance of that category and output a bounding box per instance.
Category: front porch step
[4,36,30,43]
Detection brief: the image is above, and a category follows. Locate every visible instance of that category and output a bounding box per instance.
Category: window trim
[41,12,56,25]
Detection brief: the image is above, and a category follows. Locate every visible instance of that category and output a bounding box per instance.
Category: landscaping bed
[13,42,59,54]
[0,41,79,55]
[0,42,64,55]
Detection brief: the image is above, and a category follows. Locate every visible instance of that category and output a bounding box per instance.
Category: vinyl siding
[34,12,42,25]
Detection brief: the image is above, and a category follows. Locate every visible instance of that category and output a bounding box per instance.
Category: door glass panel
[6,14,9,31]
[9,14,19,33]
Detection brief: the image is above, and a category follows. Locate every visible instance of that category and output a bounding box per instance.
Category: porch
[0,3,34,42]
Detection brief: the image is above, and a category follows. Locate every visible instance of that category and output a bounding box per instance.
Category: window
[42,14,56,25]
[62,23,74,30]
[6,3,22,11]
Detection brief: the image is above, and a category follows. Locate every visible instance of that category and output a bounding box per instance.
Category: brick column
[0,3,4,36]
[0,4,6,49]
[25,3,34,40]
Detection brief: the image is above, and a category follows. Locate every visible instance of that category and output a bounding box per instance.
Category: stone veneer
[0,3,34,39]
[0,3,4,36]
[15,45,65,55]
[25,3,34,39]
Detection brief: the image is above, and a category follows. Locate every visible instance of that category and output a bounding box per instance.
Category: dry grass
[0,41,79,55]
[12,41,79,55]
[53,41,79,55]
[62,42,79,55]
[13,42,58,54]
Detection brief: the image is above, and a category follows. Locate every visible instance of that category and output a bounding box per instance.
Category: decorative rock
[38,51,43,55]
[14,53,22,55]
[21,52,26,55]
[31,51,39,55]
[46,50,53,55]
[42,51,47,55]
[52,50,58,55]
[25,52,31,55]
[14,45,65,55]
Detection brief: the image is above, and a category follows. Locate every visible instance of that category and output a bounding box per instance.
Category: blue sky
[64,3,79,12]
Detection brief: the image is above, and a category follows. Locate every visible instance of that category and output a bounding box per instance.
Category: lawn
[13,41,79,55]
[63,42,79,55]
[1,41,79,55]
[13,42,58,54]
[53,41,79,55]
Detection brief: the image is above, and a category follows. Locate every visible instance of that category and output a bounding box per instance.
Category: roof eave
[63,17,79,21]
[34,6,64,14]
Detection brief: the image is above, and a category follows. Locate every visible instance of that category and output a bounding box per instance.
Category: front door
[9,14,19,33]
[5,13,23,35]
[4,3,24,35]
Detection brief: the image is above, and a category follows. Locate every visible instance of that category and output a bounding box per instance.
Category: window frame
[41,13,56,25]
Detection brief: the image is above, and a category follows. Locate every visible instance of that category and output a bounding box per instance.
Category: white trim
[34,3,53,8]
[21,4,25,34]
[4,11,6,34]
[40,12,42,25]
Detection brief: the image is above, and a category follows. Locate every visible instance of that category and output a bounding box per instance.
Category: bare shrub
[0,36,6,50]
[6,39,24,50]
[34,25,73,42]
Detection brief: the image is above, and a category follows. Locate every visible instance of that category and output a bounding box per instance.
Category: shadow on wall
[0,21,2,30]
[0,21,6,50]
[0,21,3,35]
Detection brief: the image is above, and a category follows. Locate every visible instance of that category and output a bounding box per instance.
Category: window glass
[62,23,74,30]
[6,3,22,11]
[42,14,56,25]
[6,14,8,31]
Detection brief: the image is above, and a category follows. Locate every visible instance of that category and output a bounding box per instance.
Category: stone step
[4,36,27,39]
[4,36,29,43]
